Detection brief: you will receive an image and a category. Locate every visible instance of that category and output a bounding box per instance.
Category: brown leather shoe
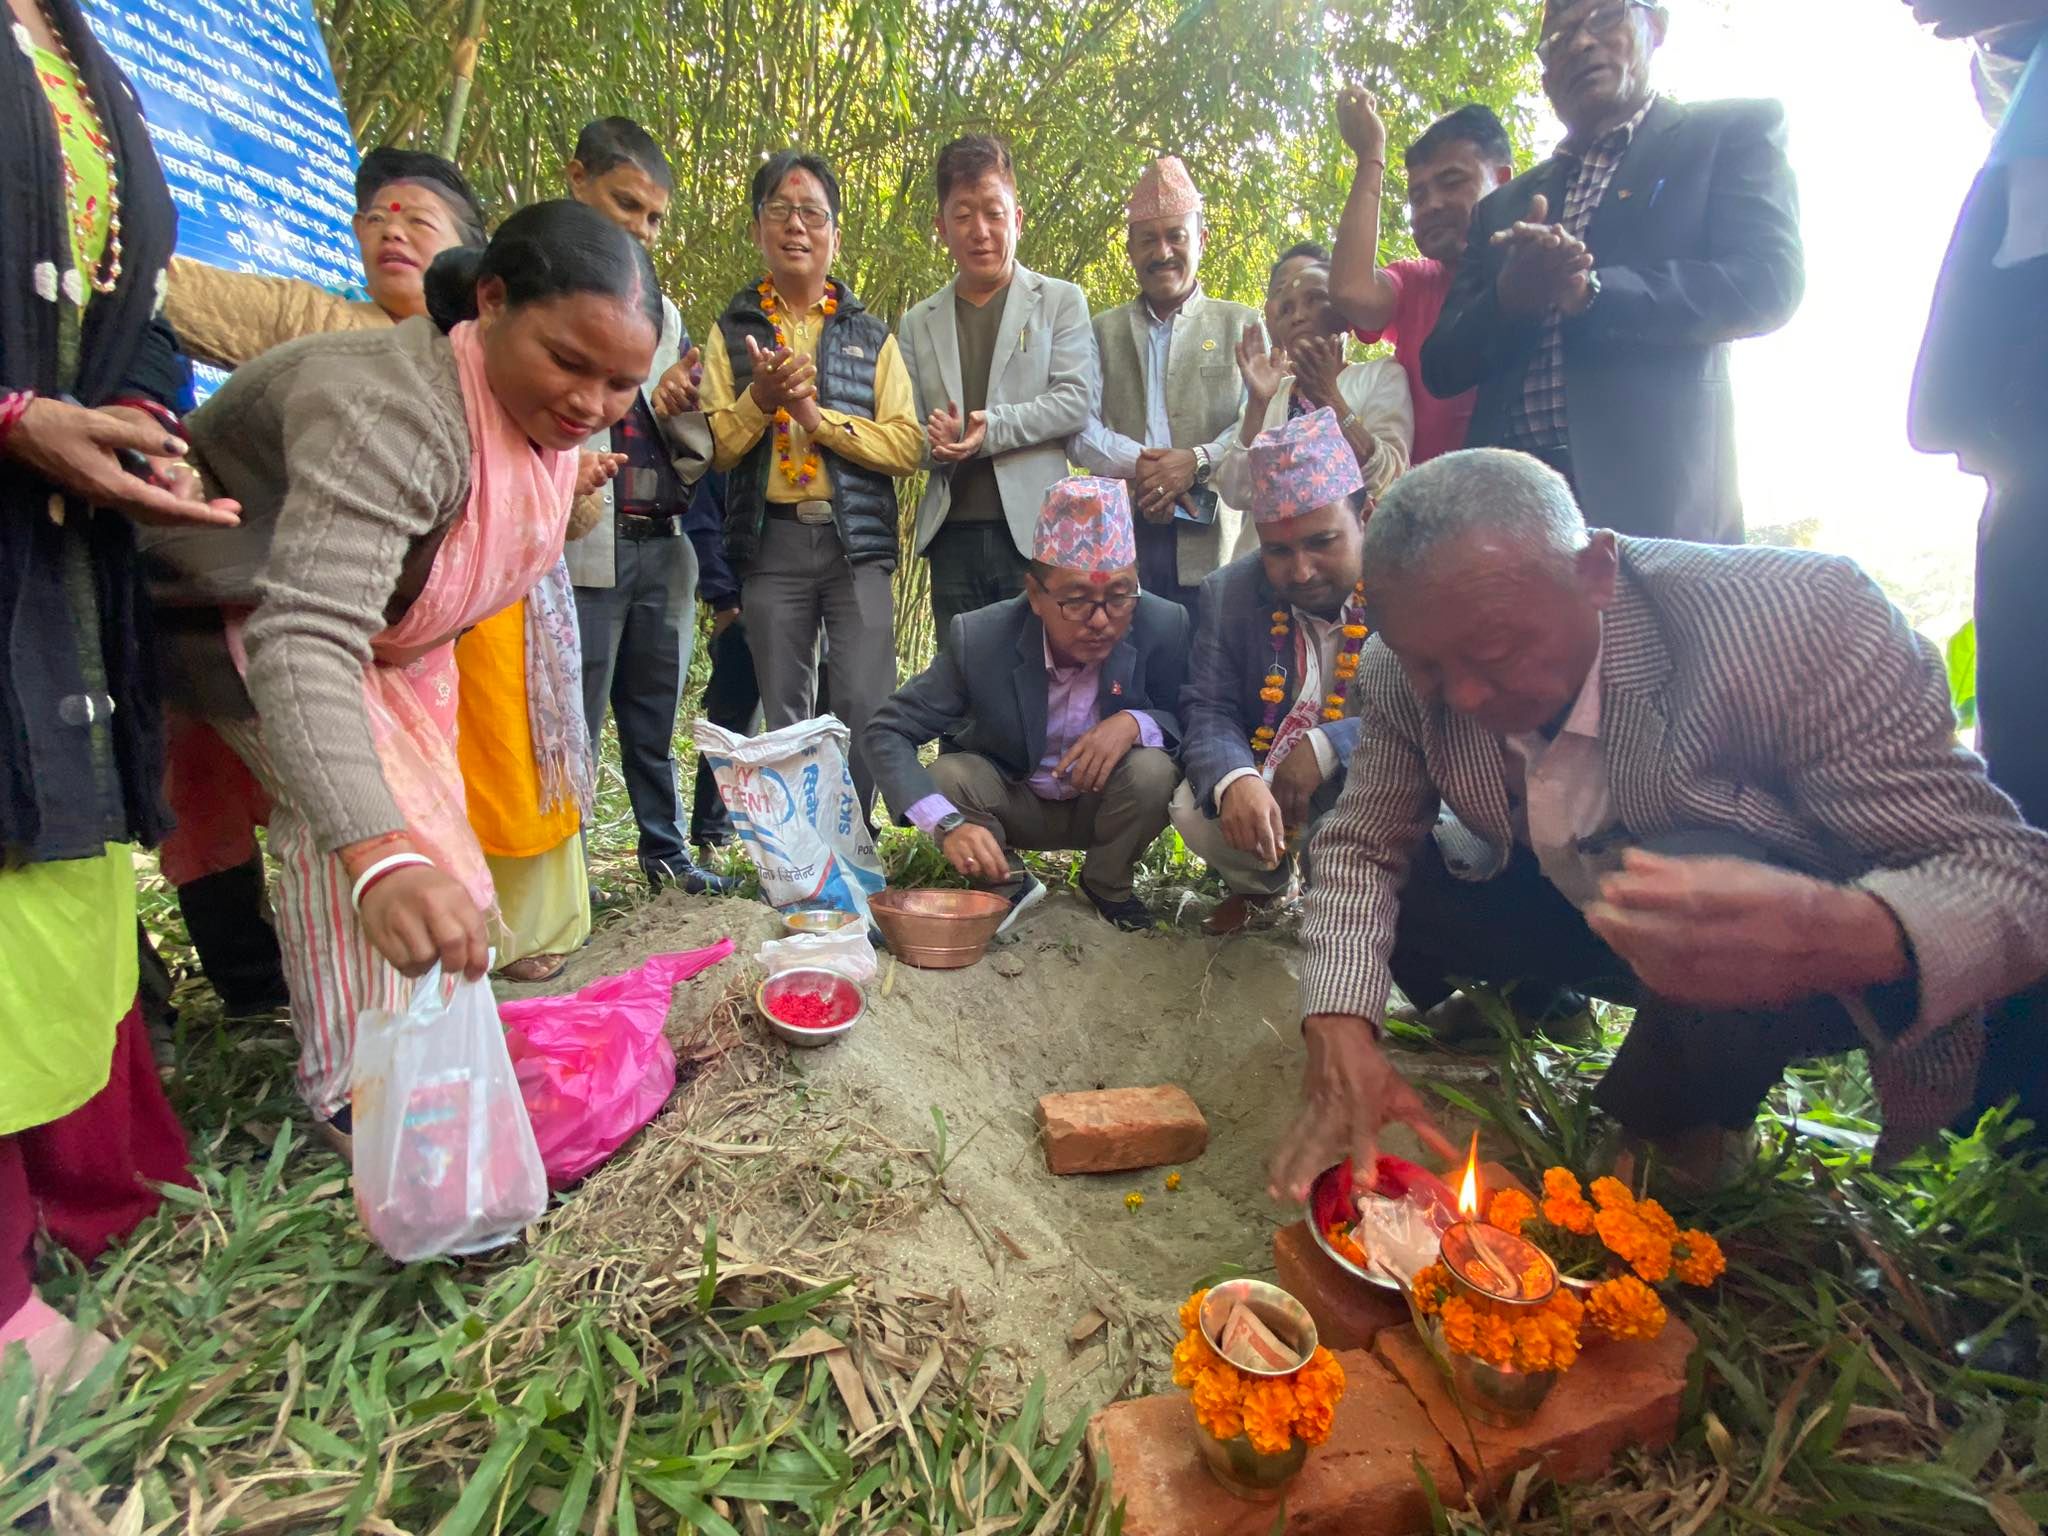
[1202,893,1277,937]
[498,953,568,983]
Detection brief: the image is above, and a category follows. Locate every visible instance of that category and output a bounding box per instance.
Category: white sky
[1532,0,1994,634]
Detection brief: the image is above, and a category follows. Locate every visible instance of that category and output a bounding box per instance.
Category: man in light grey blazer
[1069,155,1260,612]
[1271,449,2048,1201]
[900,134,1094,649]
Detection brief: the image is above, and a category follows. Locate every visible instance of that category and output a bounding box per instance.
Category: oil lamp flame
[1456,1132,1481,1219]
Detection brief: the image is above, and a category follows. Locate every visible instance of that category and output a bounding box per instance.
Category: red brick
[1086,1349,1462,1535]
[1374,1318,1696,1501]
[1272,1221,1413,1350]
[1036,1085,1208,1175]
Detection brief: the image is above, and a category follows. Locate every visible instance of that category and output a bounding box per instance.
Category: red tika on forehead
[390,202,403,212]
[1088,570,1110,585]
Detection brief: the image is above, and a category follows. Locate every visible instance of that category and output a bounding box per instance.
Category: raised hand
[1236,327,1290,412]
[1290,332,1348,412]
[651,345,703,416]
[1336,84,1387,164]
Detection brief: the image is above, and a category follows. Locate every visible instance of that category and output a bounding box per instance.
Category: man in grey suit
[1272,450,2048,1201]
[1175,409,1372,936]
[1069,155,1260,611]
[900,134,1095,648]
[866,478,1188,933]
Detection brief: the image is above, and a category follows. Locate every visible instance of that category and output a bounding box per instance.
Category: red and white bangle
[108,394,183,438]
[349,852,434,912]
[0,390,37,451]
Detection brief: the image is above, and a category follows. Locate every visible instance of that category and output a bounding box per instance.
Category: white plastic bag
[757,928,879,984]
[350,963,548,1262]
[692,715,885,922]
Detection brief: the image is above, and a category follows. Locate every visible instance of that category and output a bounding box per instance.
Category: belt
[766,500,835,526]
[615,510,680,540]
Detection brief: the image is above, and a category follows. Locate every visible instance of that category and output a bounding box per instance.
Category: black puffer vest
[717,279,899,573]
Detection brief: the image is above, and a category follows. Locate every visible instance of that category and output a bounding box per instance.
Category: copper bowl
[867,888,1010,969]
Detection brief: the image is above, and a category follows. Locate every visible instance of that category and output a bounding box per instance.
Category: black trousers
[176,857,288,1017]
[1975,476,2048,829]
[690,615,762,847]
[1134,517,1198,614]
[1390,836,1867,1138]
[927,522,1029,652]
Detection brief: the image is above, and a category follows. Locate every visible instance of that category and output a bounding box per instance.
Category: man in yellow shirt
[700,149,923,813]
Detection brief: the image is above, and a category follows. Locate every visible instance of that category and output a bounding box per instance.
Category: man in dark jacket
[1421,0,1804,543]
[865,478,1188,933]
[1174,410,1372,936]
[700,149,922,813]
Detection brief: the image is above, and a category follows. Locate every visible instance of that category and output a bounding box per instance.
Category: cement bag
[500,939,735,1189]
[350,963,547,1262]
[692,715,885,921]
[757,928,879,984]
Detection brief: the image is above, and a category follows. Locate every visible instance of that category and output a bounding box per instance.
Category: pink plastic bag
[499,939,735,1189]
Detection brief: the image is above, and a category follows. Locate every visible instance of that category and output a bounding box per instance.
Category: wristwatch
[1575,269,1603,316]
[1192,445,1214,487]
[932,812,969,840]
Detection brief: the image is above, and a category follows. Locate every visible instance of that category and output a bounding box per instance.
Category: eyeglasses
[760,198,834,231]
[1033,578,1142,622]
[1536,0,1653,63]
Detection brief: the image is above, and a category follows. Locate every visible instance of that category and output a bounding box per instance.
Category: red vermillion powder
[767,989,855,1030]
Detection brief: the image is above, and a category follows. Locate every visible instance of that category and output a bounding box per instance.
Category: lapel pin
[1617,188,1631,200]
[1202,338,1217,351]
[1110,681,1124,696]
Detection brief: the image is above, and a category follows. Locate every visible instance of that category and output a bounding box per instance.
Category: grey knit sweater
[163,317,474,853]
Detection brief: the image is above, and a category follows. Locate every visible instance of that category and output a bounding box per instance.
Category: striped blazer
[1299,537,2048,1154]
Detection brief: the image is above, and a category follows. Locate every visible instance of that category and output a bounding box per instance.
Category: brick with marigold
[1672,1228,1727,1287]
[1486,1187,1537,1236]
[1540,1168,1598,1235]
[1586,1274,1668,1341]
[1190,1362,1246,1441]
[1240,1375,1302,1455]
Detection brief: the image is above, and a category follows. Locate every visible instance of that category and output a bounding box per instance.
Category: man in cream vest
[901,134,1095,649]
[1071,156,1260,611]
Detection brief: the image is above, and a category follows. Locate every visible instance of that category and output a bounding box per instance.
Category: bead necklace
[757,277,838,490]
[33,0,124,296]
[1252,580,1371,766]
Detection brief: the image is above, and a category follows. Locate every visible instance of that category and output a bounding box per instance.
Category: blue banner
[80,0,362,390]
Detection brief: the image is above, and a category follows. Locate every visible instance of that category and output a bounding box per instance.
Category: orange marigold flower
[1586,1274,1668,1341]
[1172,1328,1220,1389]
[1471,1311,1518,1371]
[1179,1288,1208,1336]
[1635,1197,1679,1242]
[1325,1222,1367,1268]
[1673,1230,1727,1287]
[1240,1375,1301,1455]
[1342,624,1368,639]
[1165,1171,1182,1192]
[1191,1364,1245,1441]
[1589,1175,1635,1213]
[1486,1187,1537,1236]
[1259,687,1287,704]
[1595,1207,1672,1283]
[1411,1262,1452,1316]
[1439,1296,1482,1356]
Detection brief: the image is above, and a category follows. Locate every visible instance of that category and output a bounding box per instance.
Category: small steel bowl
[780,901,863,937]
[1197,1278,1318,1377]
[867,888,1011,969]
[754,967,866,1048]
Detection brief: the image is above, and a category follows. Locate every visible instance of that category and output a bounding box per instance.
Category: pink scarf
[235,322,576,910]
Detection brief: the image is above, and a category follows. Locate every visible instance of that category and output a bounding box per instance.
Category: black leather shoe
[646,858,735,897]
[1080,880,1154,933]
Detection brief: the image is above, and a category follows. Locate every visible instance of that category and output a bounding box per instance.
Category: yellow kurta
[452,601,579,859]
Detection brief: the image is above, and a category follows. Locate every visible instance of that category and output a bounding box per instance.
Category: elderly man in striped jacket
[1270,449,2048,1199]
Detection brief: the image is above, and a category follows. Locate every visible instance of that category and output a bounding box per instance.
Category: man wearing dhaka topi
[865,477,1188,935]
[1174,408,1375,937]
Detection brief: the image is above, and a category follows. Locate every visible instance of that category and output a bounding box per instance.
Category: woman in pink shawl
[154,201,660,1156]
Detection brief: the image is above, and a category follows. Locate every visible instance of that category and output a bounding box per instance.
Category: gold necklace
[32,0,124,296]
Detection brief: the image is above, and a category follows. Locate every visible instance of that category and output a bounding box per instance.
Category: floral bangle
[108,395,183,437]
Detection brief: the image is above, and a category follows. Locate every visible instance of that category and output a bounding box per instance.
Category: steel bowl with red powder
[754,967,866,1048]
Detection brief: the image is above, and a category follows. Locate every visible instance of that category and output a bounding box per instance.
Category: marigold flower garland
[756,277,839,490]
[1173,1289,1347,1455]
[1253,581,1370,765]
[1409,1168,1726,1377]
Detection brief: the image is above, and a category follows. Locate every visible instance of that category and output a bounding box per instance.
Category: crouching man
[865,477,1188,933]
[1174,409,1373,936]
[1271,448,2048,1200]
